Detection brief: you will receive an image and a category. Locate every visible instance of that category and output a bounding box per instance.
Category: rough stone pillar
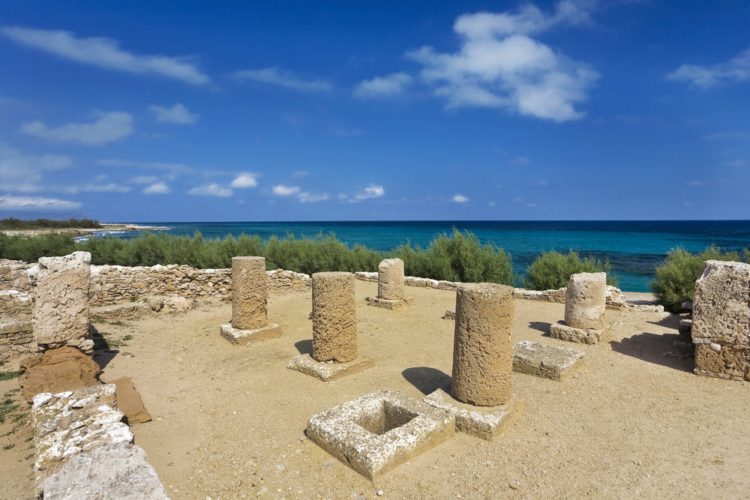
[312,272,357,363]
[451,283,514,407]
[33,252,91,350]
[231,256,268,330]
[564,272,606,330]
[378,258,405,300]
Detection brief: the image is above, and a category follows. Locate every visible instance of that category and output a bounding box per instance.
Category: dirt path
[2,282,748,498]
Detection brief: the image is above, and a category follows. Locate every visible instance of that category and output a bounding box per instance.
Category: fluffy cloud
[354,72,413,99]
[143,182,170,194]
[21,111,133,145]
[0,194,81,211]
[272,184,328,203]
[129,175,159,184]
[297,192,329,203]
[64,183,130,194]
[0,26,209,85]
[0,144,70,189]
[149,103,198,124]
[452,194,470,203]
[354,184,385,201]
[230,172,258,189]
[272,184,301,196]
[399,1,597,121]
[233,67,332,92]
[188,183,232,197]
[668,47,750,88]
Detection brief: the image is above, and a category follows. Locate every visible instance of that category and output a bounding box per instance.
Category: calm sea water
[108,221,750,292]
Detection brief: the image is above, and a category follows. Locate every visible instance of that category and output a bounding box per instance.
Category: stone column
[33,252,91,351]
[312,272,357,363]
[378,258,405,300]
[231,256,268,330]
[564,272,606,330]
[451,283,514,407]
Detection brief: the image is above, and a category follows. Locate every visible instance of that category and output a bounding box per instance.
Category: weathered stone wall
[0,289,32,319]
[0,319,34,362]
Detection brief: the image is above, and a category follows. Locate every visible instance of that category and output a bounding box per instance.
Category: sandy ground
[2,281,749,499]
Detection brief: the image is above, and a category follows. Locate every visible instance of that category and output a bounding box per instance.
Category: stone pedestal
[289,272,371,380]
[33,252,92,352]
[220,256,281,345]
[551,272,606,344]
[366,258,413,310]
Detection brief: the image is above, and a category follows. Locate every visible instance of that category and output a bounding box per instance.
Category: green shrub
[525,251,616,290]
[0,233,77,262]
[0,218,101,229]
[651,246,745,312]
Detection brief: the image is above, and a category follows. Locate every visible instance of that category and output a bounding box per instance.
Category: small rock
[376,490,384,496]
[508,480,521,490]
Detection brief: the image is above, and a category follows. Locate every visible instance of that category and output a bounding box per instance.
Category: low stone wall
[0,319,34,362]
[0,289,32,319]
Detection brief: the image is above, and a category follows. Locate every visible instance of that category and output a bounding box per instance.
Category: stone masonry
[32,252,91,351]
[692,260,750,381]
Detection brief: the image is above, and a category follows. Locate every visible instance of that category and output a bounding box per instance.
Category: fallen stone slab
[549,323,602,345]
[512,340,585,381]
[20,347,101,403]
[365,296,414,310]
[111,377,152,424]
[287,353,373,381]
[219,322,281,345]
[306,390,455,480]
[423,389,522,441]
[43,443,168,500]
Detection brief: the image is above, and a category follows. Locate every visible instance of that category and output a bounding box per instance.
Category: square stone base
[219,323,281,345]
[306,390,455,480]
[287,353,373,381]
[423,389,523,441]
[549,323,602,345]
[365,296,414,310]
[513,340,585,381]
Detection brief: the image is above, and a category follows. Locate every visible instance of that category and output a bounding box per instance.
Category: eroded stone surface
[0,318,34,362]
[33,252,91,349]
[43,443,168,500]
[312,272,358,363]
[377,258,406,301]
[287,353,373,381]
[512,340,584,381]
[423,389,522,441]
[549,323,602,345]
[564,272,606,330]
[306,390,455,479]
[231,256,268,330]
[219,323,281,345]
[365,296,413,310]
[451,283,514,407]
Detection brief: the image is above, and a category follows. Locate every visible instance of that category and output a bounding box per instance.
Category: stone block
[287,353,373,381]
[231,256,268,330]
[693,260,750,347]
[565,272,606,330]
[111,377,152,424]
[365,296,413,310]
[423,388,522,441]
[306,390,455,480]
[549,323,602,345]
[678,318,692,335]
[219,322,281,345]
[512,340,585,381]
[694,343,749,382]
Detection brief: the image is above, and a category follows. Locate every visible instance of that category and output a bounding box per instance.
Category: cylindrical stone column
[564,272,606,330]
[378,258,405,300]
[231,256,268,330]
[312,272,357,363]
[451,283,514,407]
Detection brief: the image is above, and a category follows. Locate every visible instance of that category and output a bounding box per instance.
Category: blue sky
[0,0,748,221]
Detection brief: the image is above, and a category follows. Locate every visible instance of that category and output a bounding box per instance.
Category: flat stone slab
[512,340,585,381]
[287,353,373,381]
[219,323,281,345]
[365,296,414,310]
[423,389,522,441]
[306,390,455,480]
[549,323,602,345]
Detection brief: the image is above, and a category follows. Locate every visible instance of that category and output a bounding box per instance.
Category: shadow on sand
[610,332,693,373]
[402,366,451,395]
[294,339,312,355]
[528,321,552,335]
[89,324,118,369]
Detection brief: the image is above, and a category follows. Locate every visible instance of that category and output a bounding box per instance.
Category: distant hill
[0,218,102,230]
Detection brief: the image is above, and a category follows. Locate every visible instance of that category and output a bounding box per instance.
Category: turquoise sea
[107,221,750,293]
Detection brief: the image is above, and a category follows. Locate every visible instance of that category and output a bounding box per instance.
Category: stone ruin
[692,260,750,382]
[550,272,607,344]
[289,272,373,380]
[365,258,413,310]
[220,256,282,345]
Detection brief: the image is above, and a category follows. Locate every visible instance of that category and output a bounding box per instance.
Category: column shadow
[402,366,451,395]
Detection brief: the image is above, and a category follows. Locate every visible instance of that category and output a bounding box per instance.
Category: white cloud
[233,67,332,92]
[21,111,133,145]
[149,103,198,124]
[230,172,258,189]
[668,47,750,88]
[65,183,130,193]
[272,184,301,196]
[143,182,170,194]
[298,191,329,203]
[354,72,413,99]
[0,194,80,211]
[129,175,159,184]
[452,194,470,203]
[404,1,597,121]
[188,183,232,197]
[0,26,209,85]
[0,144,70,187]
[354,184,385,201]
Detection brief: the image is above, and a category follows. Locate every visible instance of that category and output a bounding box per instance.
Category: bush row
[0,218,102,229]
